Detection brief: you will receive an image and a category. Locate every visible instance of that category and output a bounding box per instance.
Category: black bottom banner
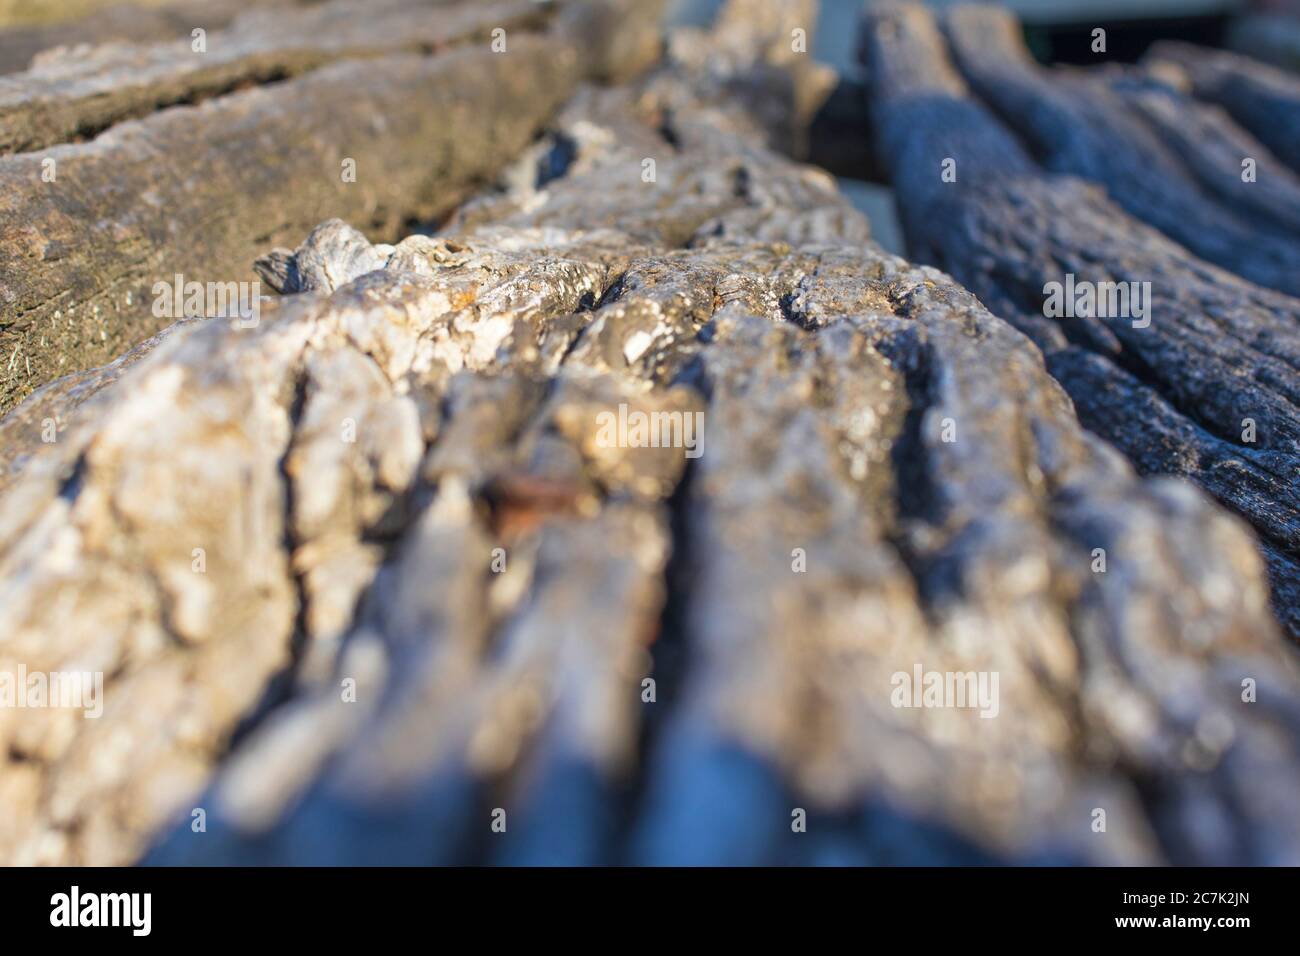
[0,866,1284,941]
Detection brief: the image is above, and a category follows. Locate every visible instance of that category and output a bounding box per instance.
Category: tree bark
[0,0,660,416]
[2,0,1296,868]
[862,1,1300,648]
[940,5,1300,299]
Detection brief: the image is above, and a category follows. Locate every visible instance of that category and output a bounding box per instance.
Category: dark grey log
[1118,74,1300,238]
[861,1,1300,647]
[1146,39,1300,174]
[1047,345,1300,645]
[936,4,1300,299]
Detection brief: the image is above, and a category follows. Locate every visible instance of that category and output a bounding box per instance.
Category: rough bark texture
[861,2,1300,646]
[1,0,1297,867]
[0,0,661,417]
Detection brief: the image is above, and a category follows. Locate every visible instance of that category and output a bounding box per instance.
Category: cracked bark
[862,1,1300,648]
[0,0,661,416]
[0,0,1298,867]
[938,4,1300,299]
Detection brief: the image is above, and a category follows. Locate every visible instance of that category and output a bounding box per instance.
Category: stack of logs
[0,0,1298,866]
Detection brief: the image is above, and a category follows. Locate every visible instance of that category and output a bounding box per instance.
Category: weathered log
[0,0,301,76]
[0,0,662,417]
[1146,39,1300,173]
[936,5,1300,299]
[2,0,1296,867]
[0,0,552,155]
[1120,74,1300,238]
[861,1,1300,647]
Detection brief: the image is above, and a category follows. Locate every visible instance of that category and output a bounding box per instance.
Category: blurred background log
[0,0,662,417]
[1147,40,1300,170]
[0,1,314,75]
[861,2,1300,645]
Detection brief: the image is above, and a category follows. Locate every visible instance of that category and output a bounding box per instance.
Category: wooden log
[1146,40,1300,173]
[1119,74,1300,238]
[937,4,1300,300]
[3,0,1297,867]
[0,0,552,155]
[861,1,1300,648]
[0,0,661,417]
[0,0,295,75]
